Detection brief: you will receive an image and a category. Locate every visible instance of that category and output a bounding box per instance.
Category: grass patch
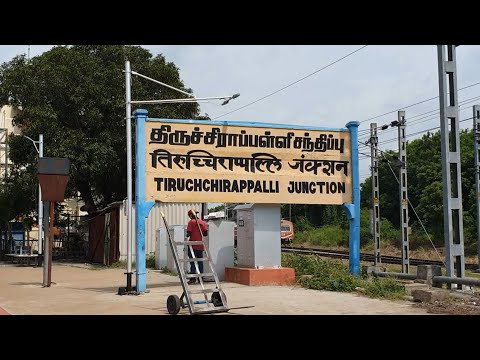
[86,264,106,271]
[106,255,155,269]
[282,253,361,292]
[160,267,178,276]
[283,253,407,300]
[108,260,132,269]
[363,276,406,299]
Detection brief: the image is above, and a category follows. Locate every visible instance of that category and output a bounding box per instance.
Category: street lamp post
[24,134,44,260]
[125,61,134,292]
[121,60,240,294]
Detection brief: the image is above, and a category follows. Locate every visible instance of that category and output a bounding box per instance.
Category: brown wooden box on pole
[37,158,71,202]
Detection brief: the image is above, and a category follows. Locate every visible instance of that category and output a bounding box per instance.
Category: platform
[0,262,430,315]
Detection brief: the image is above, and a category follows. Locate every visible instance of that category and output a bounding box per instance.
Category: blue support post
[133,109,155,293]
[342,121,360,275]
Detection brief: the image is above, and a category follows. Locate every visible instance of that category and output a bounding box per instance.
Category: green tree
[0,45,205,214]
[208,204,225,212]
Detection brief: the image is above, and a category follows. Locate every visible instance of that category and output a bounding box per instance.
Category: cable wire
[358,81,480,124]
[376,115,475,148]
[359,95,480,141]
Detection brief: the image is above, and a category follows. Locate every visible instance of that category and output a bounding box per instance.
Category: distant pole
[473,105,480,269]
[125,60,133,292]
[370,123,381,265]
[38,134,44,260]
[397,111,410,274]
[67,213,70,243]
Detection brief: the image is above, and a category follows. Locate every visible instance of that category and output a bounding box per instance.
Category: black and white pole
[397,111,410,274]
[370,123,381,265]
[473,105,480,269]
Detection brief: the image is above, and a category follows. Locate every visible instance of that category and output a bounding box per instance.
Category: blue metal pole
[342,121,360,275]
[133,109,155,293]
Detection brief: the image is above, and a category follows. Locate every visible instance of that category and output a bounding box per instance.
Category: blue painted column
[133,109,155,293]
[342,121,360,275]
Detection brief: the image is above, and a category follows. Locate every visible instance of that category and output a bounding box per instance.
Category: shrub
[282,253,361,292]
[146,255,156,269]
[294,216,314,233]
[294,225,347,247]
[363,276,405,299]
[380,218,400,242]
[283,253,407,299]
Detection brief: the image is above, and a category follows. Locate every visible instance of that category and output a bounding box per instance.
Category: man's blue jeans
[188,247,204,274]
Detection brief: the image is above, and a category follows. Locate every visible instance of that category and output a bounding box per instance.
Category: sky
[2,45,480,185]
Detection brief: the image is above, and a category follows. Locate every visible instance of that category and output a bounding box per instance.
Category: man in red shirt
[186,209,208,284]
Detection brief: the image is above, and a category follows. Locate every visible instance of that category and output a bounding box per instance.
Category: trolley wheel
[211,291,226,307]
[167,295,181,315]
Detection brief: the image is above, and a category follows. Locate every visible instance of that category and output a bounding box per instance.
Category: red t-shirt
[187,218,207,250]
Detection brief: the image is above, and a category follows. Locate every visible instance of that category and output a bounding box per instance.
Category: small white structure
[234,204,281,268]
[164,225,188,275]
[205,211,225,220]
[203,219,235,281]
[155,228,168,270]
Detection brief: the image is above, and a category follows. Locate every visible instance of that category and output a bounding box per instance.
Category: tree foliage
[0,45,205,215]
[285,128,477,252]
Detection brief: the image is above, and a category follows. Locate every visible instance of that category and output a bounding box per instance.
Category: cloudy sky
[1,45,480,183]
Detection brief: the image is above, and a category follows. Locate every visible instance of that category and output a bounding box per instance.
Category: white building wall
[0,105,22,135]
[0,105,22,178]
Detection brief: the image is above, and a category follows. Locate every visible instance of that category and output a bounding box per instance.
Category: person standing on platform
[186,209,208,284]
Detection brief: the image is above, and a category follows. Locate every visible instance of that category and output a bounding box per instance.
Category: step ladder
[161,211,229,315]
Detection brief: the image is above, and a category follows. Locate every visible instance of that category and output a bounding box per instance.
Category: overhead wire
[357,80,480,125]
[211,45,369,120]
[358,95,480,142]
[376,115,476,148]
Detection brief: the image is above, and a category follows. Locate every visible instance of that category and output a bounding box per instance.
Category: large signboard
[145,121,351,204]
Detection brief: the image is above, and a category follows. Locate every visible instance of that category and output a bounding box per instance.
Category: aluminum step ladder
[161,211,229,315]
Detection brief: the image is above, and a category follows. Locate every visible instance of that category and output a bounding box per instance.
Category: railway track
[281,246,479,270]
